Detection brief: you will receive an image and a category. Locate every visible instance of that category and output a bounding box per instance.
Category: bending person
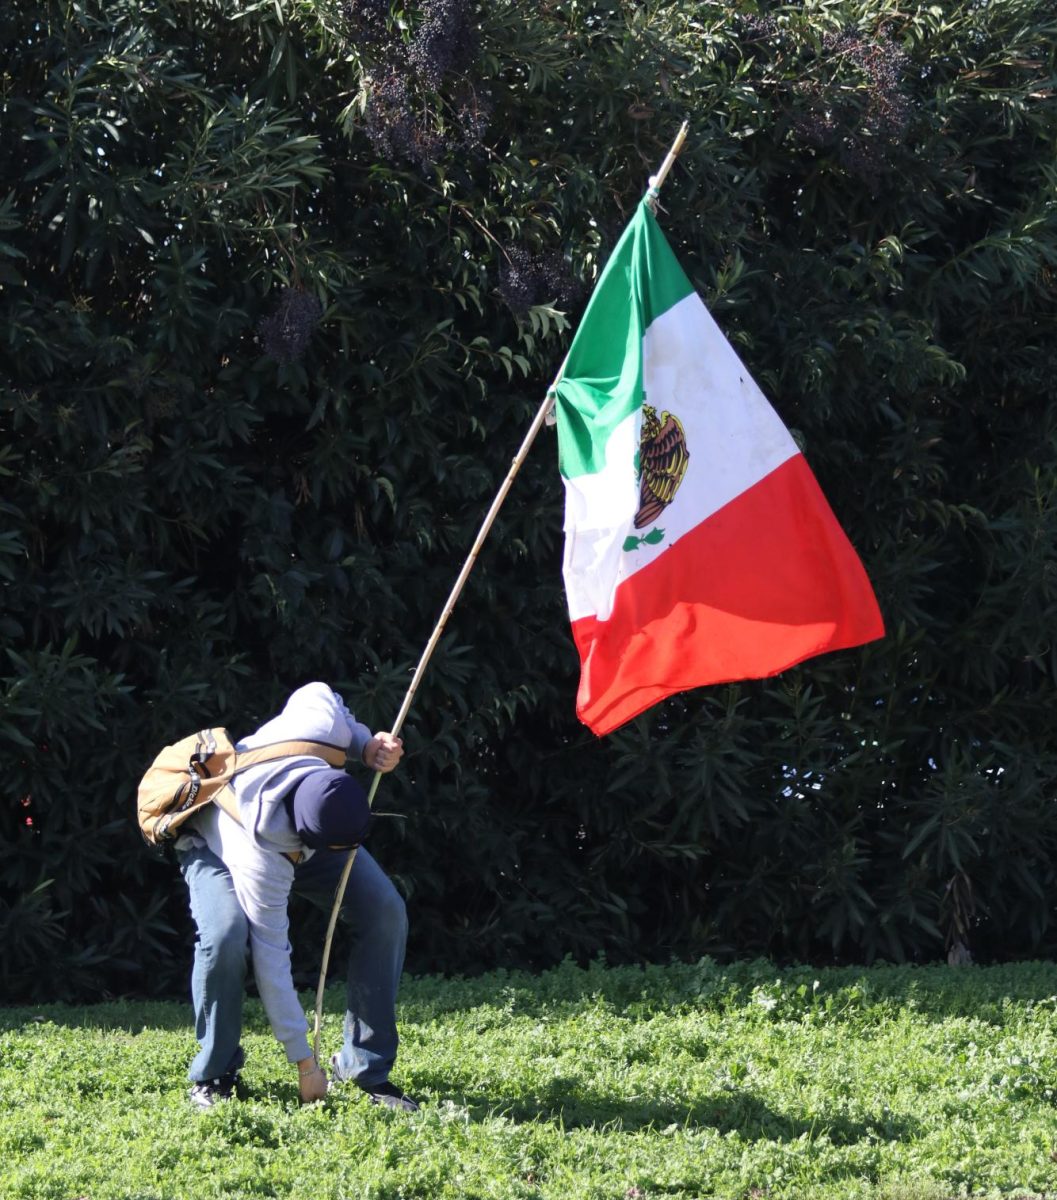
[175,681,417,1110]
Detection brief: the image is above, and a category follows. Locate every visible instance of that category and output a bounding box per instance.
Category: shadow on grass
[0,993,281,1036]
[426,1074,923,1143]
[0,999,195,1033]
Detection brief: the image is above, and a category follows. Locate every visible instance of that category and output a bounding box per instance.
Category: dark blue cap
[284,770,369,851]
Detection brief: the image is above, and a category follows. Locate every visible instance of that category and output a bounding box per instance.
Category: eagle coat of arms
[633,403,690,529]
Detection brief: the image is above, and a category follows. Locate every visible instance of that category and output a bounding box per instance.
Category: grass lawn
[1,958,1056,1199]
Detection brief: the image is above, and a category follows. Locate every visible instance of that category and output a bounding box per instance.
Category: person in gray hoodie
[176,681,417,1110]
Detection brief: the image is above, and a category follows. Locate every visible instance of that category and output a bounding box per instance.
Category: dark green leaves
[2,0,1057,999]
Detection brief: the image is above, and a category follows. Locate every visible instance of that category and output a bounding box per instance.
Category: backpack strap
[213,738,348,842]
[232,739,347,773]
[211,788,304,866]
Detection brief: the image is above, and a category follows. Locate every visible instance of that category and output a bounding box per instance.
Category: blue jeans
[178,842,408,1086]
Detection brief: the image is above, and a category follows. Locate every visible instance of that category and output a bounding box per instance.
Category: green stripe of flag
[554,200,693,479]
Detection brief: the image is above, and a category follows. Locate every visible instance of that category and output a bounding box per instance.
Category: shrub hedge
[2,0,1056,1000]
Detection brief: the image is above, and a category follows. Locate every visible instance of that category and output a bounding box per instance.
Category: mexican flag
[553,200,885,736]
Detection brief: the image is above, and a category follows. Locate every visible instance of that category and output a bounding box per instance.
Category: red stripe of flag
[571,454,885,735]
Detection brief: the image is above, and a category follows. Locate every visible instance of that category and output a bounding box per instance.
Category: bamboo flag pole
[310,383,558,1061]
[647,120,689,203]
[311,121,691,1064]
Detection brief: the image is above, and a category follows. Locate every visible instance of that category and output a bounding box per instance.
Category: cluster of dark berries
[341,0,389,45]
[455,86,491,146]
[538,251,583,310]
[498,248,581,316]
[366,84,489,168]
[826,28,911,139]
[407,0,478,89]
[793,29,912,187]
[347,1,485,169]
[257,287,323,363]
[737,14,780,41]
[790,105,838,146]
[498,247,538,314]
[827,29,907,93]
[365,72,446,170]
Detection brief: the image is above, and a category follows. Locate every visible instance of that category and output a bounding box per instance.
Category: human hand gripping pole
[311,122,691,1066]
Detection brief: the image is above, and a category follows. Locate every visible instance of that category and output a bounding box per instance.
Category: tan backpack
[136,727,346,845]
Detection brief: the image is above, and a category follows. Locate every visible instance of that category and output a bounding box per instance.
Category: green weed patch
[1,959,1055,1199]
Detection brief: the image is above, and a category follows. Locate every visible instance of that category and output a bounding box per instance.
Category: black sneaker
[188,1069,239,1110]
[330,1056,419,1112]
[358,1080,420,1113]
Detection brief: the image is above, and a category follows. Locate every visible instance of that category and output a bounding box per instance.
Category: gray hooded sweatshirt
[190,682,371,1063]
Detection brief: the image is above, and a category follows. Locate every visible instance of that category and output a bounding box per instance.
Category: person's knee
[201,912,249,972]
[370,885,408,943]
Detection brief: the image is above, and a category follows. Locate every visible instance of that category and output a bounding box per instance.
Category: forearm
[249,931,312,1062]
[217,834,310,1062]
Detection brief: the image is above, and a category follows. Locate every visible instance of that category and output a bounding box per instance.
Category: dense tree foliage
[2,0,1055,1001]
